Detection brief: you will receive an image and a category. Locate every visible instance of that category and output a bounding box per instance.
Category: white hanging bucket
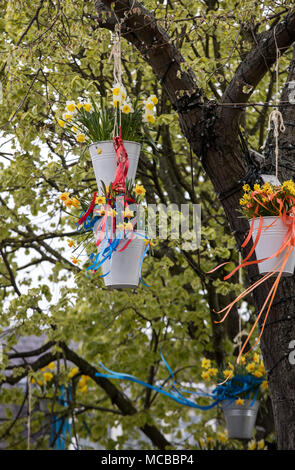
[221,400,259,440]
[89,140,141,193]
[251,216,295,276]
[94,230,146,289]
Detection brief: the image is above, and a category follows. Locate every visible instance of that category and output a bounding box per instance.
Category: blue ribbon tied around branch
[95,353,264,410]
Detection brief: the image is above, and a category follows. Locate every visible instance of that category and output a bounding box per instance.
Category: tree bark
[95,1,295,449]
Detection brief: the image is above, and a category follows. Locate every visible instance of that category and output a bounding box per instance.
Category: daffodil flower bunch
[56,88,158,143]
[240,180,295,219]
[201,352,268,405]
[59,192,81,209]
[92,180,146,234]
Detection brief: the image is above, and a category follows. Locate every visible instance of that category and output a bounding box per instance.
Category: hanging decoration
[208,180,295,363]
[95,352,267,423]
[56,23,158,289]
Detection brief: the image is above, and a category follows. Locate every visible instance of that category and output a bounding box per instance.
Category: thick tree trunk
[95,0,295,449]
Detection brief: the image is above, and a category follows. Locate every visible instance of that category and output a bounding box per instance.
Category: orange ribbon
[208,210,295,364]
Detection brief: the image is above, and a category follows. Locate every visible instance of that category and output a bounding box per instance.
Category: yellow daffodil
[216,432,228,443]
[145,101,154,111]
[201,371,210,381]
[208,367,218,377]
[262,380,268,390]
[258,439,266,450]
[223,369,232,379]
[201,358,211,369]
[242,184,251,192]
[95,195,106,205]
[134,184,146,197]
[143,113,156,124]
[68,367,79,378]
[113,98,121,108]
[253,353,260,363]
[112,86,121,96]
[246,362,255,373]
[79,375,89,387]
[282,180,295,196]
[259,362,265,375]
[76,133,86,143]
[254,183,261,192]
[124,208,134,219]
[97,147,102,155]
[239,356,246,365]
[84,102,92,112]
[43,372,53,382]
[71,197,80,208]
[58,119,66,128]
[149,95,158,105]
[77,102,83,110]
[65,198,73,207]
[59,192,70,202]
[79,384,88,394]
[62,112,73,121]
[248,440,257,450]
[122,103,132,114]
[236,398,244,406]
[65,101,76,113]
[48,362,55,371]
[254,370,263,378]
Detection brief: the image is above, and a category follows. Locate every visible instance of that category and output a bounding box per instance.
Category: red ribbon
[77,192,97,225]
[112,126,129,193]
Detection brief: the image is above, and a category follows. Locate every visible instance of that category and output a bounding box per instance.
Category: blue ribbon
[50,385,72,450]
[95,356,264,411]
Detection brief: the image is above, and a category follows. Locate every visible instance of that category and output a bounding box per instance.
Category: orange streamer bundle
[208,181,295,364]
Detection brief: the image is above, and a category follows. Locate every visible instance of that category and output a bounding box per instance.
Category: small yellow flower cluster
[31,362,55,386]
[248,439,267,450]
[70,256,81,266]
[59,192,80,208]
[216,431,228,443]
[112,83,133,114]
[143,95,158,124]
[245,355,265,378]
[282,179,295,196]
[58,100,92,142]
[68,368,90,393]
[201,357,218,381]
[77,374,90,394]
[134,184,146,198]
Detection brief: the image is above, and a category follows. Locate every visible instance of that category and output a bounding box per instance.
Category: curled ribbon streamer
[95,355,263,410]
[208,212,295,364]
[77,192,97,226]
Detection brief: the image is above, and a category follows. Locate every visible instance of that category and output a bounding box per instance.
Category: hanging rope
[27,374,32,450]
[261,25,285,178]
